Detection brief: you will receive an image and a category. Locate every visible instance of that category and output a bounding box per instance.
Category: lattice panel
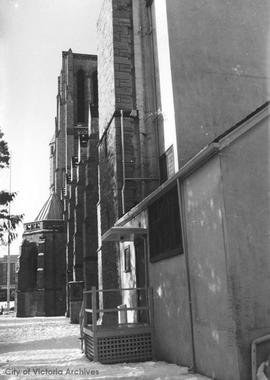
[85,334,94,360]
[97,333,152,363]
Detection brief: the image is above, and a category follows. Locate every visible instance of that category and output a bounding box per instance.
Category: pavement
[0,314,212,380]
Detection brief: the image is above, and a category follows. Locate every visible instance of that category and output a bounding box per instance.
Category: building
[17,50,99,319]
[17,192,66,317]
[51,50,99,320]
[108,102,270,379]
[0,254,18,301]
[14,0,270,376]
[82,0,270,378]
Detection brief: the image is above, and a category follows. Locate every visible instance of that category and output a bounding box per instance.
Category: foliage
[0,129,23,243]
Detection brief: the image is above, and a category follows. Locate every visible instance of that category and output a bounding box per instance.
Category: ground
[0,314,212,380]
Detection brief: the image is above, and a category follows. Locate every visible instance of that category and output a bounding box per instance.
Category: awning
[102,226,148,242]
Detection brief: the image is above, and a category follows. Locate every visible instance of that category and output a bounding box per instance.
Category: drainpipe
[120,110,126,215]
[177,178,196,371]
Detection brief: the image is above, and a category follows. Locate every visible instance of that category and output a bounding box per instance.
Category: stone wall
[17,226,66,317]
[83,131,99,291]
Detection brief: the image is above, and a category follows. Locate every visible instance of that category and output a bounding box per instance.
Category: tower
[52,50,99,319]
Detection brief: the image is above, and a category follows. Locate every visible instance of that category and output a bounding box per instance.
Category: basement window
[148,185,183,262]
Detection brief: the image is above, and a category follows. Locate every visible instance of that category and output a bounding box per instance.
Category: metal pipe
[177,178,196,371]
[125,177,159,181]
[120,110,126,214]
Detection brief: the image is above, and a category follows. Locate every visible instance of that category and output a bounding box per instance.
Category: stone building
[17,50,99,319]
[17,192,66,317]
[91,0,270,378]
[50,50,99,319]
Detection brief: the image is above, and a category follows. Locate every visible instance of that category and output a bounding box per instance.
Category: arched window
[77,69,85,122]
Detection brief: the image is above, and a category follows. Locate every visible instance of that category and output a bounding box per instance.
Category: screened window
[148,185,182,262]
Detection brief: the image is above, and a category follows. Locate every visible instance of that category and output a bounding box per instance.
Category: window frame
[148,185,183,263]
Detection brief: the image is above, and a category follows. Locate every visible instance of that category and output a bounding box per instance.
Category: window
[148,185,183,262]
[92,71,98,106]
[90,71,98,118]
[159,153,167,184]
[77,69,85,122]
[80,133,88,148]
[124,246,131,273]
[159,145,175,184]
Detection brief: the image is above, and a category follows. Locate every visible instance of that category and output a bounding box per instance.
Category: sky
[0,0,103,256]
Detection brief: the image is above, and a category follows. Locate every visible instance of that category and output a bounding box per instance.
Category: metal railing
[82,286,154,331]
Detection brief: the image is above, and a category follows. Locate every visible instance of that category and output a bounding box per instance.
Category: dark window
[77,69,85,122]
[90,71,98,118]
[72,156,78,167]
[148,185,183,262]
[80,133,88,148]
[159,153,167,184]
[124,246,131,272]
[92,71,98,106]
[159,145,175,184]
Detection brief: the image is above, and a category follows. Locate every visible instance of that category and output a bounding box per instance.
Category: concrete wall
[149,254,193,366]
[221,114,270,379]
[166,0,270,167]
[183,156,239,379]
[145,113,270,378]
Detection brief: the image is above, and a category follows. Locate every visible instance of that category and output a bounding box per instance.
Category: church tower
[52,50,99,319]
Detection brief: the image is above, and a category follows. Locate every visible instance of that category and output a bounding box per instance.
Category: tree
[0,129,23,243]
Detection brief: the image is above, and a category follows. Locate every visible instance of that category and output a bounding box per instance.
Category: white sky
[0,0,103,256]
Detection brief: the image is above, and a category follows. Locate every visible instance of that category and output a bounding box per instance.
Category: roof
[35,192,63,222]
[102,227,148,242]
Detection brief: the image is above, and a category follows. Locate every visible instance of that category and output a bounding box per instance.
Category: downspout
[177,178,196,372]
[120,110,126,215]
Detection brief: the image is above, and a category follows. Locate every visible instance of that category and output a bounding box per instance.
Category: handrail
[83,287,147,294]
[85,306,149,314]
[83,286,153,330]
